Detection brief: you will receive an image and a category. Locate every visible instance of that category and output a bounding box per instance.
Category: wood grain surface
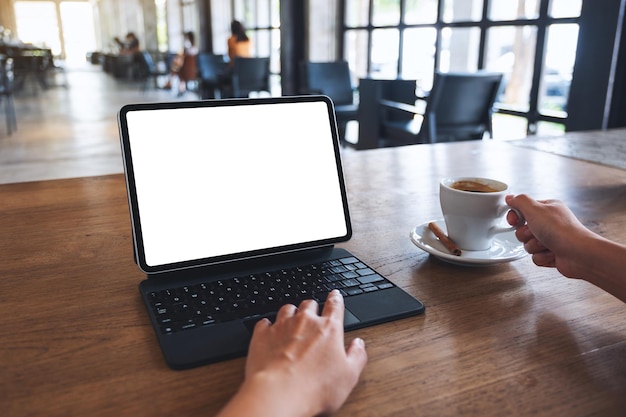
[2,139,626,417]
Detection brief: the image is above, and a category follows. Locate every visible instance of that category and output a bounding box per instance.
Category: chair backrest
[197,53,227,84]
[301,61,354,105]
[232,57,270,97]
[424,71,503,142]
[138,51,157,75]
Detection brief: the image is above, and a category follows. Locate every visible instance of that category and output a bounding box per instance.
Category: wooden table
[3,139,626,416]
[509,127,626,170]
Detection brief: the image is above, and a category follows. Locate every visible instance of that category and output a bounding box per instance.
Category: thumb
[346,337,368,374]
[506,193,536,211]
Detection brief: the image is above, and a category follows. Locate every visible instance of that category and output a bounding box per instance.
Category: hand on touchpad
[243,304,360,334]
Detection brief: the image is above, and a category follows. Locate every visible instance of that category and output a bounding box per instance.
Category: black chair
[380,71,503,145]
[229,57,270,98]
[0,55,17,135]
[197,53,228,99]
[300,61,358,145]
[137,51,168,90]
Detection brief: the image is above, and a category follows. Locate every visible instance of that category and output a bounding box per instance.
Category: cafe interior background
[0,0,625,184]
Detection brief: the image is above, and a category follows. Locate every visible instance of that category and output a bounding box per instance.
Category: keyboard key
[341,278,360,288]
[339,257,359,264]
[357,274,384,284]
[327,274,344,282]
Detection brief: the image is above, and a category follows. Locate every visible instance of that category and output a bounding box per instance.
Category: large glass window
[341,0,581,137]
[372,0,401,26]
[155,0,168,52]
[489,0,540,21]
[439,27,481,73]
[346,0,370,27]
[14,0,97,66]
[14,1,62,55]
[443,0,483,22]
[485,25,537,113]
[371,28,399,78]
[405,0,438,24]
[234,0,279,59]
[59,2,97,65]
[402,28,436,89]
[309,0,339,61]
[213,0,280,94]
[539,23,578,117]
[549,0,582,18]
[344,29,369,80]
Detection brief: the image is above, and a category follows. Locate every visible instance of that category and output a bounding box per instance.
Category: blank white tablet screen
[125,100,348,267]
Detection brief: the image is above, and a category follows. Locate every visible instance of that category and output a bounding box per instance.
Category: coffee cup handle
[491,206,526,235]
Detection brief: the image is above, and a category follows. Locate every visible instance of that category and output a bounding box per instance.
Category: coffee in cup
[439,177,522,251]
[450,180,501,193]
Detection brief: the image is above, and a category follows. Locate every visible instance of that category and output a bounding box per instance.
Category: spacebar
[237,299,301,320]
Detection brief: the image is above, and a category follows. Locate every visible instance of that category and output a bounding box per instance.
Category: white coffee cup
[439,177,521,251]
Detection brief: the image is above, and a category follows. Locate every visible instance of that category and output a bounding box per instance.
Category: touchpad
[243,307,360,334]
[343,308,361,326]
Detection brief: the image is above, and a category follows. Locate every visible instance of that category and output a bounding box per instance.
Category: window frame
[339,0,581,135]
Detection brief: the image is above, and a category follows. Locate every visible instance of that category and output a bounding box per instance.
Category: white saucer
[409,220,527,266]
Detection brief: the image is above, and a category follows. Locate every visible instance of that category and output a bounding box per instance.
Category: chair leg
[2,96,16,135]
[200,82,219,100]
[1,98,6,135]
[9,96,17,133]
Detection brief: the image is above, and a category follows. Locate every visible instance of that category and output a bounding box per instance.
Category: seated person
[220,20,253,97]
[227,20,252,66]
[164,31,198,95]
[114,32,140,55]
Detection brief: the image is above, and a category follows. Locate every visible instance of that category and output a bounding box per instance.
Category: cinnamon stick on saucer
[428,222,462,256]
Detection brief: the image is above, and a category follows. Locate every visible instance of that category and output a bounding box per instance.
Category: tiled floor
[0,65,362,185]
[0,65,196,184]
